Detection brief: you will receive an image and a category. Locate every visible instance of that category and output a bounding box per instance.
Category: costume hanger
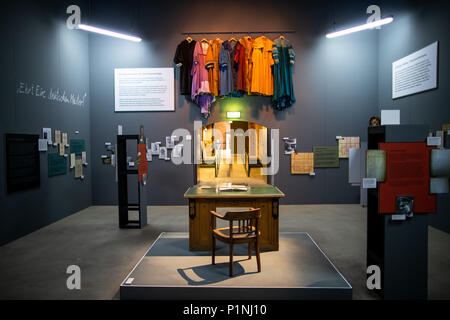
[186,34,193,43]
[229,32,237,42]
[201,38,209,43]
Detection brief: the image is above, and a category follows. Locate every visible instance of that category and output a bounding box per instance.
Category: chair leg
[255,239,261,273]
[229,242,234,277]
[212,236,216,265]
[248,241,252,259]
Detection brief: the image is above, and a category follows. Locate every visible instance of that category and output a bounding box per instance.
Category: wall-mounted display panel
[366,150,386,182]
[338,136,360,158]
[5,134,40,193]
[392,41,438,99]
[48,153,67,177]
[114,68,175,112]
[313,146,339,168]
[70,139,85,155]
[291,153,314,174]
[378,142,436,214]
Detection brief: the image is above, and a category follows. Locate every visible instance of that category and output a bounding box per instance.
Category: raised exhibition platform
[120,232,352,300]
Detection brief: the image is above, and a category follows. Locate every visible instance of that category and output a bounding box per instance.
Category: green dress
[272,38,295,110]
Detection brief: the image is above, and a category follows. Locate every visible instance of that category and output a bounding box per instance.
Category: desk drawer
[215,200,255,208]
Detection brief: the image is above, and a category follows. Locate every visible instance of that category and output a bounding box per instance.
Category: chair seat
[213,226,257,241]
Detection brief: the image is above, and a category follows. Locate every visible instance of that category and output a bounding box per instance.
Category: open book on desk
[218,183,249,192]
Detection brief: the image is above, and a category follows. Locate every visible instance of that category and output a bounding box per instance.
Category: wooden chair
[210,208,261,277]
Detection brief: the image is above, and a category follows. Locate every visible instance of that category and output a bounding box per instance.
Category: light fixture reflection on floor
[78,24,142,42]
[326,16,394,39]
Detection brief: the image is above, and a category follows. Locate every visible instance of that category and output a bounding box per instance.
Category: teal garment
[272,38,295,110]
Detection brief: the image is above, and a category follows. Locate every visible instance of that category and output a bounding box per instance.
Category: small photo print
[283,138,297,155]
[172,144,183,158]
[151,142,161,155]
[159,147,167,160]
[166,136,177,149]
[396,196,414,218]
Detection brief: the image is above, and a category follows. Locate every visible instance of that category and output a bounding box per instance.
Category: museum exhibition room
[1,0,450,308]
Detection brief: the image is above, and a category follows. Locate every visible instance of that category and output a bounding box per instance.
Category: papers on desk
[218,183,249,192]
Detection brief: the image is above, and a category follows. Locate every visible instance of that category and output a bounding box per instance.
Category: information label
[392,41,438,99]
[115,68,174,112]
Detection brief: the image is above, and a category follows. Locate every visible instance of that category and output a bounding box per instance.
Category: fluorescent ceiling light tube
[78,24,142,42]
[326,16,394,39]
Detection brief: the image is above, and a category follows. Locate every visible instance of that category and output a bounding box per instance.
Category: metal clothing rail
[181,31,296,35]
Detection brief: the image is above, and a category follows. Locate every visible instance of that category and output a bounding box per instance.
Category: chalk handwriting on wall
[16,81,88,107]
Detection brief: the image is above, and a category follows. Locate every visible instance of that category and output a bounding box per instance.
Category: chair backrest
[223,208,261,237]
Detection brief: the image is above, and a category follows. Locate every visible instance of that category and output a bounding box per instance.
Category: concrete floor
[0,205,449,300]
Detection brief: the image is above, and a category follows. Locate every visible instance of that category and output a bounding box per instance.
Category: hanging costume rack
[181,31,296,35]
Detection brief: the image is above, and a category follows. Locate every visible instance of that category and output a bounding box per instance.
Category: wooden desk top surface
[184,185,285,199]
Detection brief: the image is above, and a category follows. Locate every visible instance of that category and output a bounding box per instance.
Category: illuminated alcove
[196,120,271,186]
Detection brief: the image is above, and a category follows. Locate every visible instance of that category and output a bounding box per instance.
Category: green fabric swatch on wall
[70,139,85,155]
[313,146,339,168]
[48,153,67,177]
[366,150,386,182]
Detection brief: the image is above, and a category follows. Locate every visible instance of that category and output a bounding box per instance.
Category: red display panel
[379,142,436,214]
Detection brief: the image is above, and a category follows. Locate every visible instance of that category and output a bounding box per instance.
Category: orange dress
[251,36,274,96]
[205,38,223,96]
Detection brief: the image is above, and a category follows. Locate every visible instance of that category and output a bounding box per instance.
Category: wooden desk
[184,185,285,251]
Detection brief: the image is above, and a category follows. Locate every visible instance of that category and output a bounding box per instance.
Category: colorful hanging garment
[174,39,197,95]
[219,39,242,97]
[237,36,253,94]
[191,41,214,117]
[251,36,275,96]
[234,42,246,92]
[205,38,223,97]
[272,38,295,109]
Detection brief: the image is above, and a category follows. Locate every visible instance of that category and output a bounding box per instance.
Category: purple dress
[191,41,214,117]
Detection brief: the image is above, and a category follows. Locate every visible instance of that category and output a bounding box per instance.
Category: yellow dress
[251,36,274,96]
[205,38,223,96]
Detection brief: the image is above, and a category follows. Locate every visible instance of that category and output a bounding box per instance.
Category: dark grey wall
[377,0,450,233]
[0,1,92,245]
[89,0,380,205]
[3,0,448,245]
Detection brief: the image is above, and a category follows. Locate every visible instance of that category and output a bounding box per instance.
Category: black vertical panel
[367,125,429,299]
[5,134,40,193]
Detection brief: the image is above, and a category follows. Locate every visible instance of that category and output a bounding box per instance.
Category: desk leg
[189,199,215,251]
[254,199,279,251]
[272,199,279,251]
